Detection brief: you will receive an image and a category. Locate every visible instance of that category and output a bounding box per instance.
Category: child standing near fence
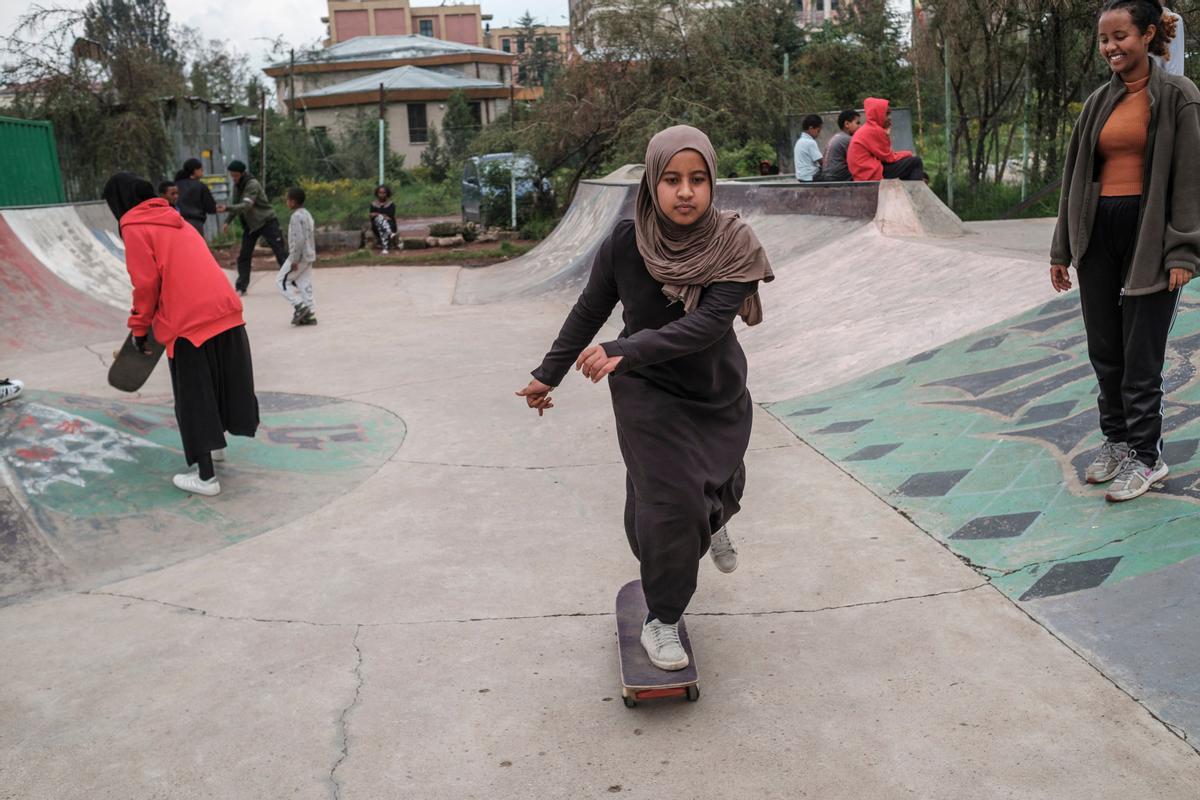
[279,187,318,326]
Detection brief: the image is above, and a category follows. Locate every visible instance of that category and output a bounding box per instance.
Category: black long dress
[534,220,757,623]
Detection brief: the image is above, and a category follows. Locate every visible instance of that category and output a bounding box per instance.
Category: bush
[519,215,556,241]
[716,141,777,178]
[402,237,429,249]
[276,177,458,229]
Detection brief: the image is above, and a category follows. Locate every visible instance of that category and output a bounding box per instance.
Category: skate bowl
[457,171,1052,401]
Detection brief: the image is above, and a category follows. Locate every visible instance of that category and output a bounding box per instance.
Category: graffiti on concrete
[2,403,163,495]
[265,424,365,450]
[770,290,1200,601]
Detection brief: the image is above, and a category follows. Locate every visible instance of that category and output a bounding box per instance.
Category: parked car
[461,153,553,226]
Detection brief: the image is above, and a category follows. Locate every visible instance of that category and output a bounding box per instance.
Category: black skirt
[167,324,260,465]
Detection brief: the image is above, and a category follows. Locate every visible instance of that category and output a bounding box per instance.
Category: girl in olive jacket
[1051,0,1200,502]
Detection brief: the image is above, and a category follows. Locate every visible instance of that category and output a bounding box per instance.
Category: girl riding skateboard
[517,126,774,670]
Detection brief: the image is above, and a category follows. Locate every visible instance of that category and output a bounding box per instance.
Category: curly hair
[1101,0,1178,59]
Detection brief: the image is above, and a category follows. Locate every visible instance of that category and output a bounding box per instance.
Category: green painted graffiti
[769,288,1200,601]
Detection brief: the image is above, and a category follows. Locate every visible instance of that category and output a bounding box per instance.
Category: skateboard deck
[616,579,699,707]
[108,331,165,392]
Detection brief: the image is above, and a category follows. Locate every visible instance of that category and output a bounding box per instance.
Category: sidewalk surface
[2,262,1199,799]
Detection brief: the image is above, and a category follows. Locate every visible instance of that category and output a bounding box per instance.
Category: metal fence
[0,116,66,207]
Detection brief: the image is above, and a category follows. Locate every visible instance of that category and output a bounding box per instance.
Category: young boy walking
[279,187,317,326]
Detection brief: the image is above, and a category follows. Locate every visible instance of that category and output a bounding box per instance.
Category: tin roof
[300,65,505,98]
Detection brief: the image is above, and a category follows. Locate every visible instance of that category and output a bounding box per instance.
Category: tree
[443,90,479,161]
[420,126,451,182]
[515,12,559,87]
[178,28,253,104]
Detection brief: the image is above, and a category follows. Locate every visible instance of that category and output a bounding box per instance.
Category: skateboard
[616,579,700,707]
[108,331,165,392]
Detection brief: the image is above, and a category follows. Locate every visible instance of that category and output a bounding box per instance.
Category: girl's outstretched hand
[516,379,555,416]
[576,344,624,383]
[1050,264,1072,293]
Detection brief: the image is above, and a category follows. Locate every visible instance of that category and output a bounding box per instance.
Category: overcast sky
[0,0,571,70]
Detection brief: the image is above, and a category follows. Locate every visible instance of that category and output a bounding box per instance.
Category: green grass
[270,178,459,230]
[317,241,534,267]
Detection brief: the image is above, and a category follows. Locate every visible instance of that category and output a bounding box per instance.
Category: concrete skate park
[2,175,1200,798]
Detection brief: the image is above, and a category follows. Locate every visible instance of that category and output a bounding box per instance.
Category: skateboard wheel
[686,685,699,702]
[622,695,637,708]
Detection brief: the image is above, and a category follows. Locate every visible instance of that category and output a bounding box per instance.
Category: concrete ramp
[2,205,130,309]
[0,216,124,356]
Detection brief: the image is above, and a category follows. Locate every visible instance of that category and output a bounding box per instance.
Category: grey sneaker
[641,617,689,671]
[0,378,23,405]
[710,525,738,573]
[1105,455,1168,502]
[1085,440,1131,484]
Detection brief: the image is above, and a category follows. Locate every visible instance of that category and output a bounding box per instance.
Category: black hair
[175,158,203,181]
[837,109,860,131]
[157,180,175,196]
[1100,0,1177,58]
[802,114,823,131]
[287,186,306,205]
[375,184,393,199]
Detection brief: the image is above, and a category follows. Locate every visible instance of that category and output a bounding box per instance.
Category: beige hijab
[635,125,774,325]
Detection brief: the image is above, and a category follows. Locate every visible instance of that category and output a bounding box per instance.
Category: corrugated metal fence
[0,116,66,207]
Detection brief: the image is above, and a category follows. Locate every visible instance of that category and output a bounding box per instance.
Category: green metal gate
[0,116,66,207]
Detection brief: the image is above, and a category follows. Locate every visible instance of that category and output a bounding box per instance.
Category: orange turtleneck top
[1097,75,1151,196]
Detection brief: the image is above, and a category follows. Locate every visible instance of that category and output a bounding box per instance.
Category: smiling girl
[1051,0,1200,502]
[516,126,774,669]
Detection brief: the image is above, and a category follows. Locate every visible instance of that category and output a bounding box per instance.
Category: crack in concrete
[84,585,988,628]
[759,406,1200,756]
[83,344,110,369]
[977,510,1200,577]
[329,625,364,800]
[388,444,796,472]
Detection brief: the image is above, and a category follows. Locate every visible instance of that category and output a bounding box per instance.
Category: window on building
[407,103,428,143]
[501,38,511,52]
[419,19,434,36]
[469,102,482,125]
[516,36,525,53]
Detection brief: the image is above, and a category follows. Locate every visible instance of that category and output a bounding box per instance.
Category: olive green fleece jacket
[1051,61,1200,295]
[226,174,277,234]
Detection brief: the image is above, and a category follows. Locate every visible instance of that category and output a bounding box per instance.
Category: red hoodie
[847,97,914,182]
[120,198,244,358]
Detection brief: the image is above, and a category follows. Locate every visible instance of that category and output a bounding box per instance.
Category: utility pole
[260,92,267,187]
[378,83,386,185]
[289,49,296,123]
[943,42,953,210]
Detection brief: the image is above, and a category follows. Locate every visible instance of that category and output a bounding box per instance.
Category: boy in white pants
[279,187,317,326]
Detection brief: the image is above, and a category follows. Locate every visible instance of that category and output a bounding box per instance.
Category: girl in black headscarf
[103,172,259,497]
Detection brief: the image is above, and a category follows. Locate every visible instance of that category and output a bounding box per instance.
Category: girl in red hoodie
[847,97,927,182]
[103,173,259,497]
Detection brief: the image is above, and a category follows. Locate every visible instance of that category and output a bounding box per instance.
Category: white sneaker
[710,525,738,573]
[1105,455,1168,502]
[0,378,24,405]
[173,472,221,496]
[641,617,689,671]
[211,448,226,462]
[381,247,389,255]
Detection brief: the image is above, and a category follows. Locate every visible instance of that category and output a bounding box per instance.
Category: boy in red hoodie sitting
[847,97,927,182]
[103,173,260,497]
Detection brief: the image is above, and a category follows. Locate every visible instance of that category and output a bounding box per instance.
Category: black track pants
[882,156,927,181]
[236,218,288,292]
[1077,196,1180,467]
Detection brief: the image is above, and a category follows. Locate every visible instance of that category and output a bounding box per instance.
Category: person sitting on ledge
[847,97,927,182]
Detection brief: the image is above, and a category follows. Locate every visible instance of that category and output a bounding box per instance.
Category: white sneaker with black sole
[173,472,221,496]
[641,616,689,671]
[1105,455,1168,502]
[709,525,738,573]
